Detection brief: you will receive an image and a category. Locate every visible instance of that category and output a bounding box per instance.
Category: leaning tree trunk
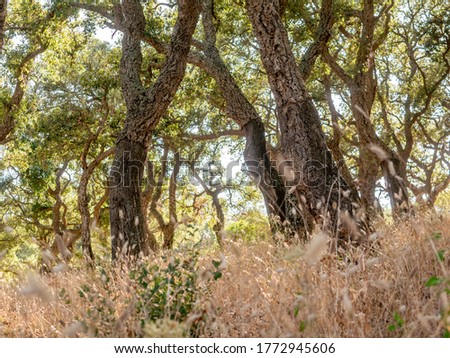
[109,0,201,260]
[197,2,304,238]
[207,51,303,236]
[246,0,364,241]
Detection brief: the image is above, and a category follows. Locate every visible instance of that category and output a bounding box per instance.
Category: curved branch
[300,0,334,80]
[0,46,46,144]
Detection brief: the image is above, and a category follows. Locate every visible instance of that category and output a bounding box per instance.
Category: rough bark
[109,0,201,260]
[202,50,299,234]
[0,0,6,54]
[110,138,148,259]
[246,0,363,240]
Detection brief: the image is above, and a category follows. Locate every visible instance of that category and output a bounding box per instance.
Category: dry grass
[0,212,449,338]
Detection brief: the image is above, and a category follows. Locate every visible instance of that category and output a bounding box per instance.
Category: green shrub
[76,250,223,337]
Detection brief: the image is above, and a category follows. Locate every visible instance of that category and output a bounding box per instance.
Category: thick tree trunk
[109,138,148,259]
[242,119,304,238]
[109,0,201,259]
[246,0,363,240]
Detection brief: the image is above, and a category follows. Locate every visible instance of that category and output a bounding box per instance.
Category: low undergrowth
[0,212,449,337]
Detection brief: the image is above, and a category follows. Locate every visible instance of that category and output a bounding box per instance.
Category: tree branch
[300,0,334,80]
[0,46,46,144]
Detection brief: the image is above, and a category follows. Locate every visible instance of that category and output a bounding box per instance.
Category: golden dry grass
[0,212,449,338]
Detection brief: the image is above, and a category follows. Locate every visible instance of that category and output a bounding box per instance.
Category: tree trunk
[242,119,305,238]
[211,192,225,246]
[109,138,148,259]
[351,86,410,214]
[349,87,380,214]
[322,0,409,215]
[190,159,227,246]
[48,161,72,262]
[78,145,114,262]
[195,5,305,237]
[141,159,160,252]
[0,0,6,54]
[382,156,410,213]
[136,0,305,239]
[78,176,95,261]
[162,152,181,250]
[246,0,363,240]
[109,0,201,259]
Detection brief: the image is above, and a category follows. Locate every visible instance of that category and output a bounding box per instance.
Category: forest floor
[0,211,449,338]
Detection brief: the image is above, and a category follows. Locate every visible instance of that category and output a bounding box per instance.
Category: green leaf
[299,320,307,332]
[212,259,221,268]
[213,271,222,281]
[425,277,442,287]
[444,329,450,338]
[388,324,396,332]
[437,250,445,262]
[431,232,442,241]
[393,312,404,327]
